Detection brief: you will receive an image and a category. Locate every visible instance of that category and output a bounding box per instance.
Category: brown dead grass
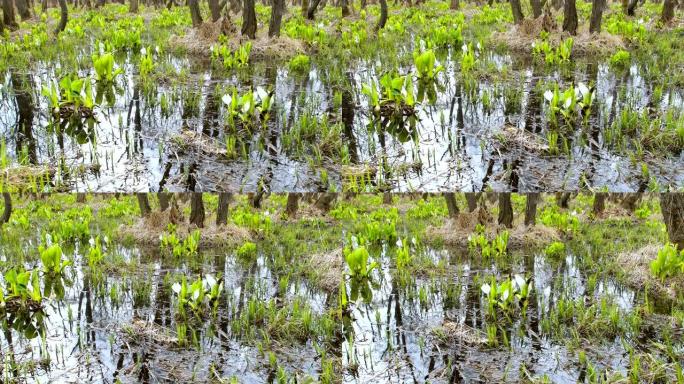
[117,209,251,246]
[432,321,488,346]
[169,20,306,59]
[427,208,560,249]
[494,16,626,56]
[616,244,684,301]
[308,247,343,293]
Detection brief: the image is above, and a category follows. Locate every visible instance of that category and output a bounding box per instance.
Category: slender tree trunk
[189,193,205,228]
[158,192,171,211]
[660,193,684,249]
[76,193,86,203]
[0,11,4,31]
[563,0,578,35]
[530,0,542,17]
[341,0,349,15]
[444,193,460,218]
[4,0,19,29]
[54,0,68,34]
[524,193,539,226]
[498,193,514,228]
[286,193,300,217]
[1,193,11,225]
[209,0,221,21]
[15,0,31,20]
[242,0,257,38]
[306,0,320,19]
[216,192,232,226]
[450,0,459,9]
[137,193,152,217]
[510,0,525,24]
[593,193,606,216]
[130,0,138,12]
[189,0,203,26]
[626,0,638,15]
[661,0,675,22]
[465,192,480,212]
[589,0,605,33]
[268,0,284,37]
[375,0,387,30]
[383,192,392,205]
[301,0,308,16]
[556,192,572,209]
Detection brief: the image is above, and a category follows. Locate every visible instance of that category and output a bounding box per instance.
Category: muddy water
[2,46,683,193]
[0,242,330,383]
[342,244,657,383]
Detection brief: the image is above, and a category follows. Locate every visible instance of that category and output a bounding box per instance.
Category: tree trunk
[76,193,87,203]
[216,192,232,226]
[444,193,459,218]
[593,193,606,216]
[189,0,203,26]
[498,193,514,228]
[510,0,525,24]
[563,0,578,35]
[286,193,300,217]
[556,192,572,209]
[661,0,675,22]
[268,0,284,37]
[465,193,480,212]
[130,0,138,12]
[660,193,684,249]
[55,0,68,34]
[15,0,31,20]
[189,193,205,228]
[450,0,459,9]
[158,192,171,211]
[209,0,221,21]
[589,0,605,33]
[626,0,638,15]
[315,193,337,213]
[3,0,18,29]
[137,193,152,217]
[620,193,641,212]
[301,0,308,16]
[524,193,539,226]
[530,0,542,17]
[306,0,320,19]
[383,193,392,205]
[242,0,257,38]
[375,0,387,30]
[1,193,11,225]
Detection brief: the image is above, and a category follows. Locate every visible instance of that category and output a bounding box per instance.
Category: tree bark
[216,192,232,226]
[3,0,18,29]
[130,0,138,12]
[556,192,572,209]
[593,193,606,216]
[341,0,349,15]
[306,0,321,19]
[189,193,205,228]
[444,193,459,218]
[209,0,221,21]
[450,0,459,9]
[55,0,68,34]
[268,0,284,37]
[375,0,387,31]
[286,193,300,217]
[315,193,337,213]
[1,193,11,225]
[383,193,392,205]
[189,0,203,26]
[626,0,638,15]
[661,0,675,22]
[563,0,578,35]
[76,193,87,203]
[589,0,605,33]
[158,192,171,211]
[510,0,525,24]
[137,193,152,217]
[498,193,514,228]
[660,193,684,249]
[15,0,31,20]
[242,0,257,38]
[530,0,542,17]
[524,193,539,226]
[465,192,480,212]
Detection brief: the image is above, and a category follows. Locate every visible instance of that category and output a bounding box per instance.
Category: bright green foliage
[539,207,579,234]
[211,40,251,70]
[221,87,273,130]
[413,49,443,80]
[2,268,42,304]
[92,52,123,83]
[172,274,224,317]
[39,244,71,275]
[532,36,573,65]
[237,242,258,260]
[160,227,200,258]
[650,243,684,281]
[231,207,272,232]
[481,274,532,318]
[609,50,631,69]
[344,246,378,278]
[544,241,566,259]
[139,46,156,77]
[288,54,311,73]
[468,227,509,258]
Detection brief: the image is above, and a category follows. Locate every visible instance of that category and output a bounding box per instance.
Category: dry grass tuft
[308,248,343,293]
[616,244,684,301]
[117,209,251,247]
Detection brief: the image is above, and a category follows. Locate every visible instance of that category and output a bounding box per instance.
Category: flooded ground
[1,193,682,383]
[1,5,683,193]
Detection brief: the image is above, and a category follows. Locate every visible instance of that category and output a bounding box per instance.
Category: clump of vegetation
[650,243,684,281]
